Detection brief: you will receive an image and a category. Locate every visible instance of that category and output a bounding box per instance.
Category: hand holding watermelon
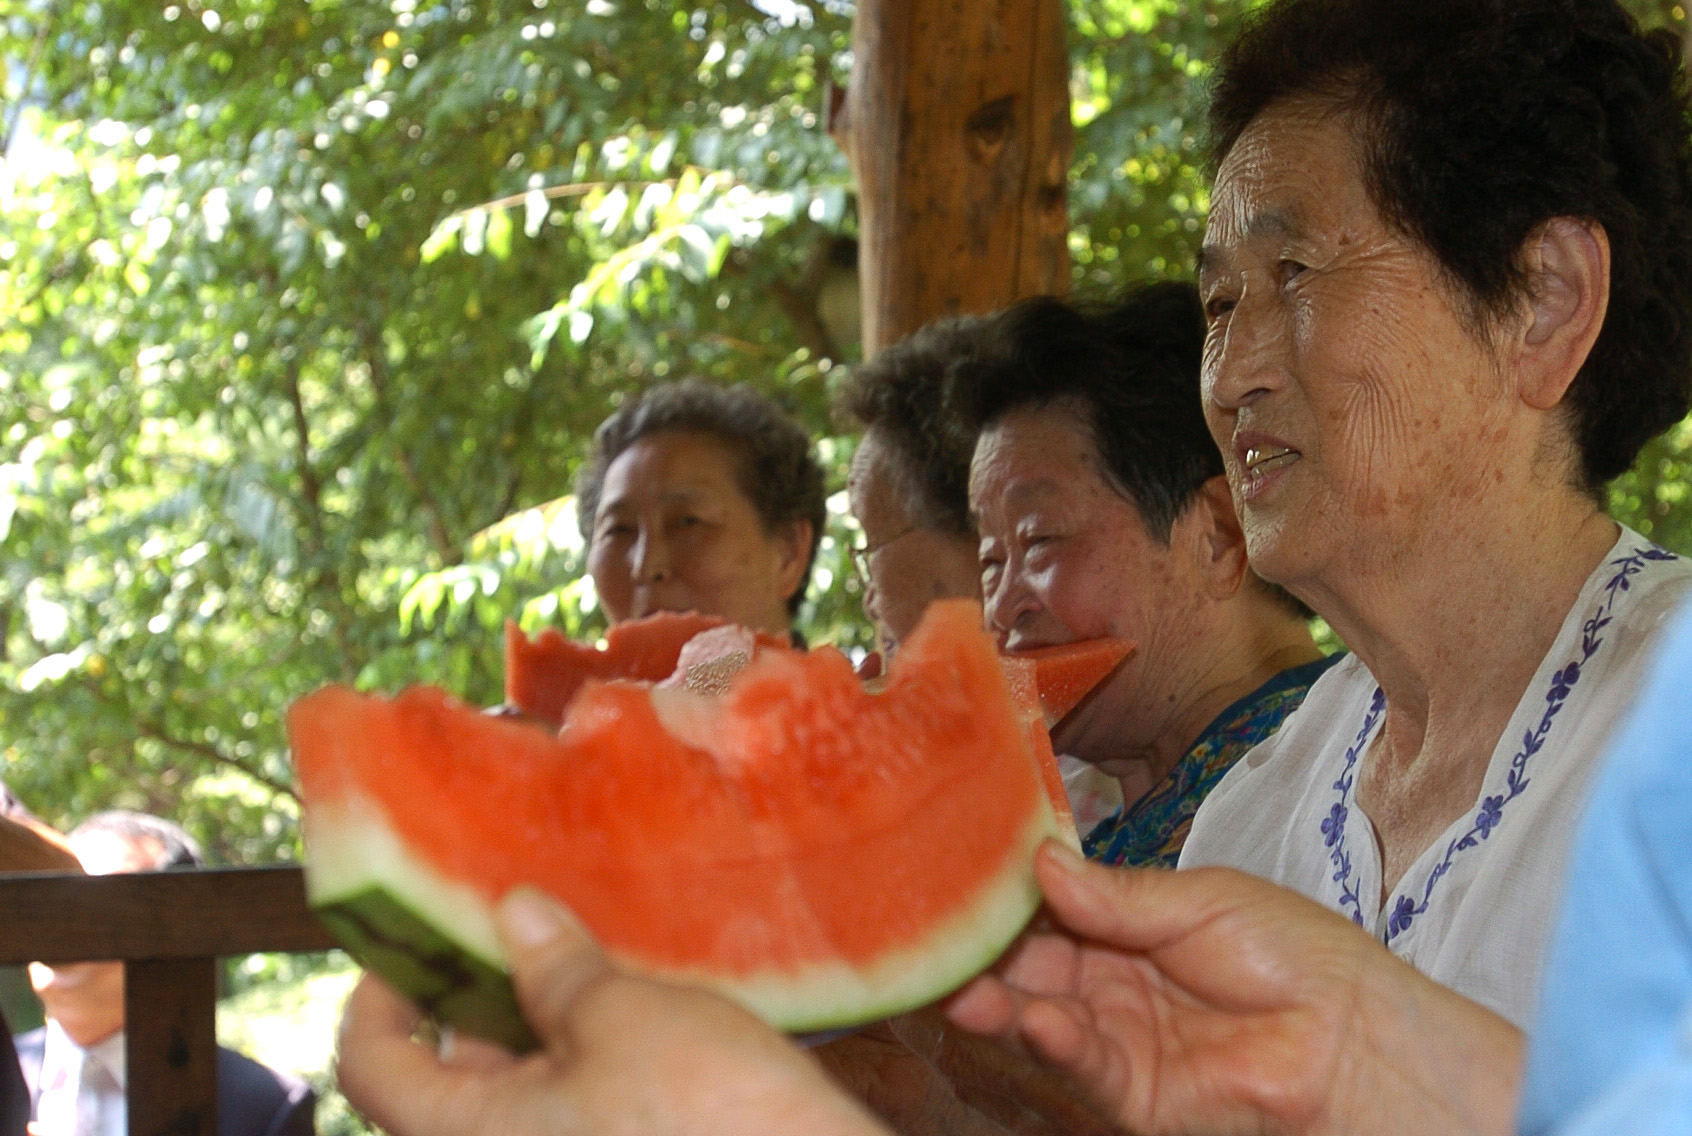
[945,843,1522,1136]
[337,886,888,1136]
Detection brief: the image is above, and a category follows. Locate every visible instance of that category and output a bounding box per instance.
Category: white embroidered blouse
[1179,528,1692,1027]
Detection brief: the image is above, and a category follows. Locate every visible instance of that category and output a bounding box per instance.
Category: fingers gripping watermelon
[290,600,1063,1049]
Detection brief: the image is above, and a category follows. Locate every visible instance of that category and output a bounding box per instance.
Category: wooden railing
[0,867,337,1136]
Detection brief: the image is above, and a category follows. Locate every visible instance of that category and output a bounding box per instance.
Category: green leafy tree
[4,0,1689,858]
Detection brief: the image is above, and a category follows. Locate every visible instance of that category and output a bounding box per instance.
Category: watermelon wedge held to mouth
[1008,638,1135,725]
[290,600,1061,1049]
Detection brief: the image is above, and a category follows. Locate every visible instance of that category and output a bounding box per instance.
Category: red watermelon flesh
[502,611,788,726]
[292,599,1060,1046]
[999,657,1080,849]
[1008,637,1135,726]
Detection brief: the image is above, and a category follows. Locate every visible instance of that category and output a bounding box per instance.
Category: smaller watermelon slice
[504,611,789,726]
[1008,638,1135,726]
[292,600,1061,1048]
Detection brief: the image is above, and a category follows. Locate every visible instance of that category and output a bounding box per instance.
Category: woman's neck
[1080,601,1325,807]
[1295,485,1616,892]
[1303,492,1616,760]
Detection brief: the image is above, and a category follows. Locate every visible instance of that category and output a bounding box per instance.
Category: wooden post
[126,958,218,1136]
[832,0,1073,354]
[0,868,338,1136]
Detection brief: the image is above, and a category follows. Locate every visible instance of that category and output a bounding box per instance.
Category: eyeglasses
[848,528,917,587]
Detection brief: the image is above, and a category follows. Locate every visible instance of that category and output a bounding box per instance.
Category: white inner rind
[305,793,510,971]
[304,788,1058,1031]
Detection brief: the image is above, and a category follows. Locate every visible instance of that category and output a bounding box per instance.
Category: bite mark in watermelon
[291,600,1061,1047]
[503,611,787,726]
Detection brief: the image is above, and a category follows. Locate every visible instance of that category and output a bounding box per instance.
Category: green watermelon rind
[317,889,539,1053]
[304,788,1057,1049]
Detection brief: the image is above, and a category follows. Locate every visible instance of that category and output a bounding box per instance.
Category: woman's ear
[1513,217,1610,411]
[1180,476,1251,601]
[773,519,815,603]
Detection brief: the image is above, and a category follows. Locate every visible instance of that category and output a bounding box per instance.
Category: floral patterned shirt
[1082,654,1341,869]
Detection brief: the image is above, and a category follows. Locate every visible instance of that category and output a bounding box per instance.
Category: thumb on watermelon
[494,887,610,1055]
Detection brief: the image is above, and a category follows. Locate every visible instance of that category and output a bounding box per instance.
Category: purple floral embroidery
[1381,545,1676,944]
[1321,802,1349,848]
[1473,795,1504,839]
[1322,544,1678,944]
[1326,687,1385,926]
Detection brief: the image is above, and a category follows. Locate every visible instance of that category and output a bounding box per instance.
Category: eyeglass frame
[847,527,919,587]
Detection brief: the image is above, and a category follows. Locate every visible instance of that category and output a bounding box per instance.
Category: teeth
[1243,446,1300,475]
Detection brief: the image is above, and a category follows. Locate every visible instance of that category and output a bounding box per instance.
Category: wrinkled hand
[338,888,890,1136]
[947,842,1522,1136]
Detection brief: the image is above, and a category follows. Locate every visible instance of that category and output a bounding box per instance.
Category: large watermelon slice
[291,600,1061,1049]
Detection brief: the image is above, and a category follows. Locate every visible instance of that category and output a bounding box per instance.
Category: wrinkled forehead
[969,405,1106,513]
[1201,102,1372,274]
[599,430,743,509]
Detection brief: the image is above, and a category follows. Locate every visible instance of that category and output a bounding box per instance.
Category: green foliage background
[3,0,1689,854]
[1,2,1689,1124]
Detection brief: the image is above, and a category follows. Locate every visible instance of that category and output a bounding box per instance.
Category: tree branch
[2,12,52,158]
[764,235,844,361]
[133,719,300,804]
[280,353,361,675]
[358,331,461,564]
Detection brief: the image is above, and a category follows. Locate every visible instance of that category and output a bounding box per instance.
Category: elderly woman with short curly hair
[574,380,827,639]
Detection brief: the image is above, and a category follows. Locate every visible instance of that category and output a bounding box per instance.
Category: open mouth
[1243,444,1301,482]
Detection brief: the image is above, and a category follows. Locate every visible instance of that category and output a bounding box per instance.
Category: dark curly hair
[835,315,990,537]
[575,380,827,616]
[947,282,1218,541]
[1209,0,1692,488]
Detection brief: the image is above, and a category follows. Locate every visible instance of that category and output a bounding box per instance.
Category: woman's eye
[1277,259,1308,285]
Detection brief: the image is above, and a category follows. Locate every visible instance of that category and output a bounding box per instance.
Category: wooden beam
[0,867,337,965]
[834,0,1073,353]
[126,957,219,1136]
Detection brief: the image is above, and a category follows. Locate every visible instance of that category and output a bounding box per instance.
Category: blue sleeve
[1519,598,1692,1135]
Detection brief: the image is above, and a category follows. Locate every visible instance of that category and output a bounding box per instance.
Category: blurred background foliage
[1,0,1689,1127]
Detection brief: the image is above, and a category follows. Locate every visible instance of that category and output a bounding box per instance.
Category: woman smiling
[1180,0,1692,1027]
[574,380,826,641]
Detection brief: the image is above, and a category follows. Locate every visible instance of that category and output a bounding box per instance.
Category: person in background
[574,380,827,643]
[813,285,1331,1135]
[955,282,1332,869]
[840,309,1127,834]
[836,317,985,667]
[15,811,315,1136]
[0,794,79,1136]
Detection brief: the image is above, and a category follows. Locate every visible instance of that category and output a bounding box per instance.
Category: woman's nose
[982,567,1038,645]
[1203,292,1285,413]
[631,530,671,583]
